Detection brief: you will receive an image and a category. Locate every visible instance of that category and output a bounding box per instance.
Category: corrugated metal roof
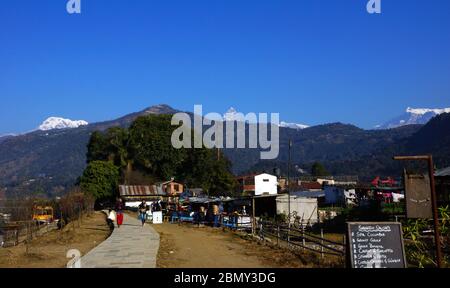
[188,197,223,204]
[291,191,325,198]
[435,167,450,177]
[299,182,323,190]
[119,185,166,197]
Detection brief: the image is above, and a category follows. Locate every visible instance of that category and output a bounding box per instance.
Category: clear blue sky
[1,0,450,134]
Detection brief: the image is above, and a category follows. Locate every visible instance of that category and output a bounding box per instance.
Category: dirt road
[152,223,329,268]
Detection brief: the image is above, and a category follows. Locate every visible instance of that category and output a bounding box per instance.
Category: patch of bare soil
[0,211,111,268]
[152,223,343,268]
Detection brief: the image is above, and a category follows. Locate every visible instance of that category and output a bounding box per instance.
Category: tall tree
[87,127,132,183]
[86,131,109,163]
[80,161,119,200]
[128,115,187,180]
[180,149,237,196]
[85,114,237,196]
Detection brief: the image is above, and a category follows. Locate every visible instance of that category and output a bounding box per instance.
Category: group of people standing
[107,198,164,229]
[191,203,247,228]
[194,203,224,227]
[138,199,162,226]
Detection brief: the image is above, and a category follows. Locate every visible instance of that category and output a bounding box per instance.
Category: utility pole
[394,155,443,268]
[287,139,292,240]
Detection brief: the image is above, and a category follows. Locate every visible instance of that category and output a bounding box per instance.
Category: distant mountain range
[222,107,309,129]
[1,104,450,199]
[375,107,450,129]
[4,106,447,134]
[0,104,178,198]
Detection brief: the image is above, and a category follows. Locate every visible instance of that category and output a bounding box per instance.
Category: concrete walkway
[80,213,160,268]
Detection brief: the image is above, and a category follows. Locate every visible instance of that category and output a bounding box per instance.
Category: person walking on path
[107,209,116,231]
[115,198,125,228]
[138,200,149,226]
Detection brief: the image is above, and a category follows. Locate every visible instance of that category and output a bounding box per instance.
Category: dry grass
[154,222,344,268]
[0,211,111,268]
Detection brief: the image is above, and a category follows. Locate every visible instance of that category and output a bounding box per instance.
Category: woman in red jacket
[115,198,125,228]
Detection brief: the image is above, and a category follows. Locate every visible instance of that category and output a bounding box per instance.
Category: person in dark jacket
[138,200,149,226]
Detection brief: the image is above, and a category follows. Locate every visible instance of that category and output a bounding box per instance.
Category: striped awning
[119,185,165,197]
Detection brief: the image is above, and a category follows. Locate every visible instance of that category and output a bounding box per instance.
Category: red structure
[236,174,257,195]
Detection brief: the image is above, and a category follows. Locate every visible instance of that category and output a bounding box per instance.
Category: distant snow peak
[406,107,450,115]
[279,121,309,130]
[376,107,450,129]
[223,107,256,123]
[223,107,239,121]
[222,107,309,129]
[38,117,88,131]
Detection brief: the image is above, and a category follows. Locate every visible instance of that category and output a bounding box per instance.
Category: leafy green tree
[87,127,133,183]
[80,161,119,200]
[128,115,187,180]
[85,114,237,196]
[86,131,110,163]
[105,127,130,167]
[87,128,130,166]
[180,149,237,196]
[311,162,330,177]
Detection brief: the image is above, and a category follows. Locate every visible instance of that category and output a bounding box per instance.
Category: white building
[276,195,319,224]
[254,173,278,196]
[324,186,357,206]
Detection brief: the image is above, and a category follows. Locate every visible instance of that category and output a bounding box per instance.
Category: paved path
[80,213,160,268]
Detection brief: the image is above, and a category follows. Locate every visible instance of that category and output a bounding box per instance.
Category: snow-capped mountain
[222,107,309,129]
[38,117,89,131]
[279,121,309,130]
[376,107,450,129]
[223,107,242,122]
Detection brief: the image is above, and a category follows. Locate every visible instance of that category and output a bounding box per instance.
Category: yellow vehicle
[32,206,54,223]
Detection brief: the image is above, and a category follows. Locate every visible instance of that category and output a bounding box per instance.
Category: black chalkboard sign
[347,222,407,268]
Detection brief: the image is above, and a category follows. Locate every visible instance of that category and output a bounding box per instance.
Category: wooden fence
[0,220,58,247]
[255,219,346,258]
[0,199,94,248]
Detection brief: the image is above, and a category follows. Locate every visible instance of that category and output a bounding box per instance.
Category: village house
[236,174,257,196]
[297,181,323,192]
[324,185,357,206]
[255,173,278,196]
[276,193,320,225]
[236,173,278,196]
[159,179,184,196]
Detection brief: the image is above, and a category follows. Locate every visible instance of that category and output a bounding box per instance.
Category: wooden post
[15,228,19,246]
[321,228,324,259]
[277,225,280,247]
[302,223,305,250]
[427,156,443,268]
[252,197,256,236]
[25,223,30,254]
[343,232,347,268]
